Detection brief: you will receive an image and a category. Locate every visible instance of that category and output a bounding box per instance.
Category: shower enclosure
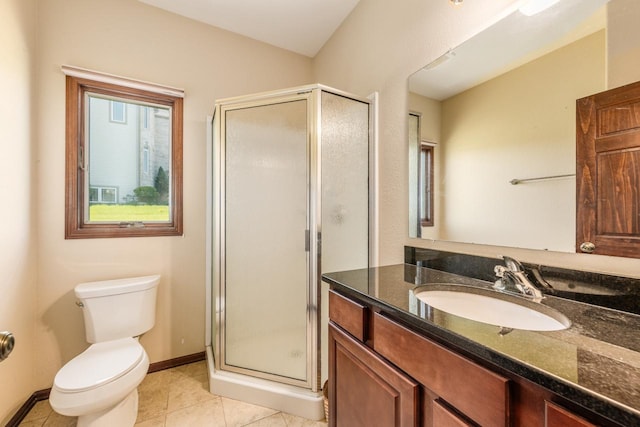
[206,85,373,419]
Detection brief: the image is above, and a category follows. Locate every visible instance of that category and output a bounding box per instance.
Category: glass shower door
[222,98,309,384]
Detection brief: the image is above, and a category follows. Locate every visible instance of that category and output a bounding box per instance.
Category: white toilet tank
[75,275,160,343]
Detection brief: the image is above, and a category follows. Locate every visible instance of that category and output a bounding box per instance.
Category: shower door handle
[304,230,321,254]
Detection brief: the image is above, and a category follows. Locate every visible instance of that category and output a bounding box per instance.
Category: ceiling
[138,0,360,57]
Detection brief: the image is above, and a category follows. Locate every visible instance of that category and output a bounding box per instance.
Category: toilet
[49,275,160,427]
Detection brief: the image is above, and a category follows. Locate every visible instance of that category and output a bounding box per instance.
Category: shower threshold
[205,346,325,421]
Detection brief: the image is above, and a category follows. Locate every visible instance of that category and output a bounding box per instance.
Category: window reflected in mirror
[409,112,435,238]
[419,143,434,228]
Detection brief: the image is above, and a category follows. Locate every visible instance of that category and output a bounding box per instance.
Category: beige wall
[607,0,640,88]
[316,0,640,276]
[5,0,640,419]
[408,92,441,144]
[0,0,38,422]
[314,0,520,264]
[34,0,312,391]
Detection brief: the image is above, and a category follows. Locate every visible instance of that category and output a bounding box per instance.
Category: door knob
[580,242,596,253]
[0,331,15,361]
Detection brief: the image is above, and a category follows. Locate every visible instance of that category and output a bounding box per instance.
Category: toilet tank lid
[75,274,160,298]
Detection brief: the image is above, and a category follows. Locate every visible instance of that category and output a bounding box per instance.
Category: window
[64,66,183,238]
[143,147,150,174]
[110,101,127,123]
[89,186,118,204]
[142,106,150,129]
[419,143,434,227]
[409,111,435,234]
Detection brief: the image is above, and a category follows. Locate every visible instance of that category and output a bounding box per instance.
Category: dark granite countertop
[323,264,640,426]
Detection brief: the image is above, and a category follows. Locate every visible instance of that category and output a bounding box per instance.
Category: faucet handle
[494,265,507,278]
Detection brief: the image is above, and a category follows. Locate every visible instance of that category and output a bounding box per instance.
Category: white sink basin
[414,285,570,331]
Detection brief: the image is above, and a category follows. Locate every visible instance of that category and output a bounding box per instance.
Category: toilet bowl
[49,275,159,426]
[50,338,149,424]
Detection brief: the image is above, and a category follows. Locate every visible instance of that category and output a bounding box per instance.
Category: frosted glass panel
[224,100,308,381]
[321,92,369,274]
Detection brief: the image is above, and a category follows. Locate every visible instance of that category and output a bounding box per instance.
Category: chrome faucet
[494,256,544,302]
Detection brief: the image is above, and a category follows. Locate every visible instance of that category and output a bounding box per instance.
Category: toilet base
[77,389,139,427]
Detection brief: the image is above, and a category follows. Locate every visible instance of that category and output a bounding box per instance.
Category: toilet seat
[50,337,149,417]
[54,337,144,392]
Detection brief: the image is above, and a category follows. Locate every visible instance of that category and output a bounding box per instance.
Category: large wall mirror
[408,0,638,252]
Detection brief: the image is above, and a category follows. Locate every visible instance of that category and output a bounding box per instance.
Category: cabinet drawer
[545,401,597,427]
[433,399,473,427]
[373,313,510,427]
[329,290,368,341]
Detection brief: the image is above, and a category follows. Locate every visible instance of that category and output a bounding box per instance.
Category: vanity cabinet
[328,291,418,426]
[328,290,508,426]
[328,289,622,427]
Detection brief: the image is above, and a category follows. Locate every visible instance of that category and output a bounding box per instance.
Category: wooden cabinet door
[328,323,419,427]
[545,401,597,427]
[432,399,474,427]
[577,80,640,258]
[373,314,510,427]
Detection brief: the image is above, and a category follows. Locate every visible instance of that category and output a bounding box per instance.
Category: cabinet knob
[579,242,596,253]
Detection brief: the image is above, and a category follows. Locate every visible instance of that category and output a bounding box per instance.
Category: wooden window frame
[419,143,434,227]
[65,73,183,239]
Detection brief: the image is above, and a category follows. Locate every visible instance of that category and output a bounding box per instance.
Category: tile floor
[19,361,328,427]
